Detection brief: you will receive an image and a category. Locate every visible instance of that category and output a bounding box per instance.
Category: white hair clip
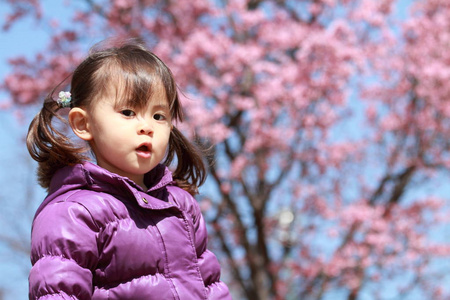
[57,91,72,108]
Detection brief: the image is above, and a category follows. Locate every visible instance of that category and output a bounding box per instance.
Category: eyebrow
[152,104,170,110]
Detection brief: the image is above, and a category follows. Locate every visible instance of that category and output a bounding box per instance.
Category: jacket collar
[41,162,176,215]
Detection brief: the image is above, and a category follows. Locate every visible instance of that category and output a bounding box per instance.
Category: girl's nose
[138,122,153,135]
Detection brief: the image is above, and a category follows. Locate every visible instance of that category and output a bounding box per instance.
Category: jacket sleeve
[29,198,99,300]
[182,192,232,300]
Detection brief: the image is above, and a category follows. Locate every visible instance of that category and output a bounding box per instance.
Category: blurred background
[1,0,450,299]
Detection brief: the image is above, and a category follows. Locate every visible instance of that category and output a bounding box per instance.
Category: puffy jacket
[29,162,231,300]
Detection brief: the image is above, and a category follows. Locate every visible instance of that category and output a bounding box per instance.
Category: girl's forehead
[103,76,169,107]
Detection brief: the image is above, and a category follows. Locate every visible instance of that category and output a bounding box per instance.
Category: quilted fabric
[29,162,231,300]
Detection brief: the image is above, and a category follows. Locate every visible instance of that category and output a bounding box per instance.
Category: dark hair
[27,39,206,195]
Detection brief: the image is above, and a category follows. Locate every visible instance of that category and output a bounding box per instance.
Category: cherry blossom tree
[2,0,450,299]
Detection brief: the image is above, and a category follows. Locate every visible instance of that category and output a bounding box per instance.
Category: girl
[27,39,231,300]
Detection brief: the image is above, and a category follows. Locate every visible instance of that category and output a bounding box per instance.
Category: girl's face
[84,80,172,189]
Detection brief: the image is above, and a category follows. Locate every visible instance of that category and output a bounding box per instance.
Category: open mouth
[136,143,152,158]
[137,145,150,152]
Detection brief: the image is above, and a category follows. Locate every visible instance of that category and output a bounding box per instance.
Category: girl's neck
[136,180,148,191]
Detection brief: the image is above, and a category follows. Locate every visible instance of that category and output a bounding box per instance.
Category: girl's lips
[136,143,152,158]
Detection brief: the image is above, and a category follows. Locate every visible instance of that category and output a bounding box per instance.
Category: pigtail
[165,126,206,195]
[26,93,88,190]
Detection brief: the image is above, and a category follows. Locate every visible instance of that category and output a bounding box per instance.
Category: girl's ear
[68,107,93,141]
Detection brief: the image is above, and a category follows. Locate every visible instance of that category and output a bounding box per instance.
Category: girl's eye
[154,113,166,121]
[121,109,135,117]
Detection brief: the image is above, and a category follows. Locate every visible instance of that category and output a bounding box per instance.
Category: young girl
[27,39,231,300]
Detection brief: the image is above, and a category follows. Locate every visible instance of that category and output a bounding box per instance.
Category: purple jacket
[29,162,231,300]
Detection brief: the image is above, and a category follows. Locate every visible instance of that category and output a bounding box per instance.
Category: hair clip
[57,91,72,108]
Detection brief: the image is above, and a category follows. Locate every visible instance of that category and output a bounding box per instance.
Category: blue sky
[0,2,66,299]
